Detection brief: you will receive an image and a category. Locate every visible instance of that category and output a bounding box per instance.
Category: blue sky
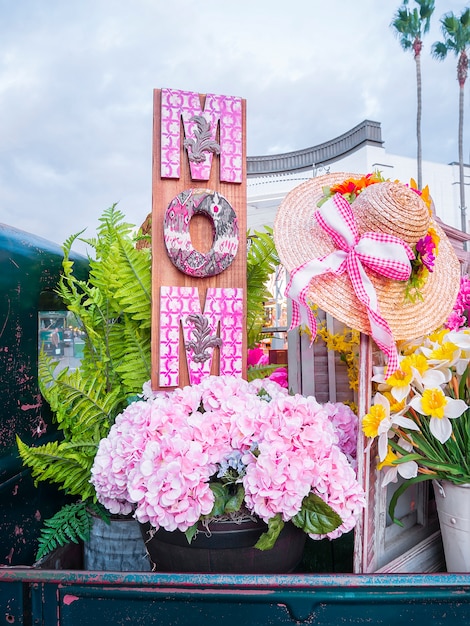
[0,0,467,250]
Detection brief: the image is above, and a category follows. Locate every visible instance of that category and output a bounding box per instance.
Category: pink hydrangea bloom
[323,402,358,469]
[91,375,364,539]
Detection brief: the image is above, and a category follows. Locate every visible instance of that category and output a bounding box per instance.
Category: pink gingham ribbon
[286,193,415,374]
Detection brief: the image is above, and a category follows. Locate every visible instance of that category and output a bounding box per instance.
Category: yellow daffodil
[377,440,418,487]
[382,391,406,414]
[427,328,449,344]
[410,388,468,444]
[362,403,387,439]
[362,393,419,461]
[421,340,459,370]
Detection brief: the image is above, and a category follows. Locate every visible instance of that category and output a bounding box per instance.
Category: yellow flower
[427,341,458,363]
[410,388,467,444]
[377,441,419,485]
[409,178,432,212]
[428,328,449,344]
[421,388,447,419]
[401,353,428,377]
[362,404,387,438]
[382,391,406,414]
[386,367,412,389]
[377,447,398,470]
[428,226,440,247]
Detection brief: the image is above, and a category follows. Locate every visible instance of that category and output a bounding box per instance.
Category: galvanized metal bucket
[433,480,470,573]
[84,515,150,571]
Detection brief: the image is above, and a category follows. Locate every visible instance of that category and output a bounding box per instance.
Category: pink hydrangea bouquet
[362,277,470,522]
[91,375,365,549]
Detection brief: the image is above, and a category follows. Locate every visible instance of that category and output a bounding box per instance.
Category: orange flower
[330,172,383,198]
[409,178,432,212]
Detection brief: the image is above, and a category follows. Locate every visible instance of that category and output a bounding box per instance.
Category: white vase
[433,480,470,573]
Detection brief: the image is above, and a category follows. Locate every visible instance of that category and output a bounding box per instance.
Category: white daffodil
[447,329,470,351]
[371,365,388,385]
[385,353,446,403]
[378,439,418,487]
[362,392,420,462]
[420,340,460,371]
[409,388,468,444]
[445,330,470,375]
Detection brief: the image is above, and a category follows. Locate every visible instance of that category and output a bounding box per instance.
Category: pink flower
[307,447,366,540]
[247,347,269,367]
[416,234,437,272]
[323,402,358,468]
[91,375,364,540]
[446,274,470,330]
[268,367,288,388]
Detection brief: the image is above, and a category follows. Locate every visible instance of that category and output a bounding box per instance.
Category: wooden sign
[151,88,247,390]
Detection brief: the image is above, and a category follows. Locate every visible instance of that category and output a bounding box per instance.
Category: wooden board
[151,89,247,390]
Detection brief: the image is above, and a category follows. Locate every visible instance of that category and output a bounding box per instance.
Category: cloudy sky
[0,0,467,253]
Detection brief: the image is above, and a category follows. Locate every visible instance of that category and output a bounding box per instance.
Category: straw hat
[274,172,461,341]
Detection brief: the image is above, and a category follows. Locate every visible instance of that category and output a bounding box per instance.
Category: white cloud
[0,0,467,249]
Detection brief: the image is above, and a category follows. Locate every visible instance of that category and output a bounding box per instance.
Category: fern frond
[30,204,153,508]
[113,317,151,393]
[247,364,285,382]
[80,204,134,253]
[246,227,279,347]
[17,437,98,499]
[35,501,93,560]
[109,234,152,327]
[38,360,122,443]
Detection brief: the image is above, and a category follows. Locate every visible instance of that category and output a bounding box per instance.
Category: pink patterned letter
[160,89,243,183]
[159,286,243,387]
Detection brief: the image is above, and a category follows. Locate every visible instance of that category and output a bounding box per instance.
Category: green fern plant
[19,211,280,559]
[246,226,279,348]
[17,204,152,558]
[35,501,109,562]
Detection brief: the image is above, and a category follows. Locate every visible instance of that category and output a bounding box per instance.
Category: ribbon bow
[286,193,415,374]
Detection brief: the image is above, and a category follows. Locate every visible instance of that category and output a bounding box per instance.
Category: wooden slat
[151,89,247,390]
[353,333,375,573]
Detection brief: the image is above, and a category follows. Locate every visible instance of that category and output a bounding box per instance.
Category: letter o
[163,189,239,277]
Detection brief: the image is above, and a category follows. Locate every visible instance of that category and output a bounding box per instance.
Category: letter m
[160,88,242,183]
[159,286,243,387]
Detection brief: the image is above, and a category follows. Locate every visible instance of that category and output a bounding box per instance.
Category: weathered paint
[0,224,88,566]
[1,569,470,625]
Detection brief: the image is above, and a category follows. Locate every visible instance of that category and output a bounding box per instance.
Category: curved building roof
[246,120,383,176]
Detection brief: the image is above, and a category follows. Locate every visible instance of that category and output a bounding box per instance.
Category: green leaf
[254,514,284,550]
[184,523,198,544]
[208,483,230,517]
[388,474,433,526]
[291,493,342,535]
[246,227,279,348]
[224,485,245,513]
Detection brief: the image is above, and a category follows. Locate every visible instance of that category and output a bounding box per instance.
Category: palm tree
[432,8,470,234]
[391,0,435,191]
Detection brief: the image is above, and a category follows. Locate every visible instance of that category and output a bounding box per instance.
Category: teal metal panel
[0,579,25,625]
[0,224,88,566]
[1,570,469,626]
